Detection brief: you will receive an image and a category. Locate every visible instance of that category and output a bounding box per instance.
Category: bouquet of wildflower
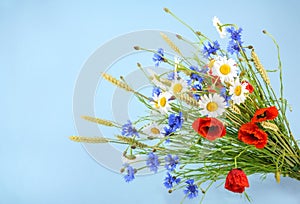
[71,8,300,203]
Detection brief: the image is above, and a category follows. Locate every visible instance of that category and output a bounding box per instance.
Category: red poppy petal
[225,168,249,193]
[238,122,268,149]
[251,106,279,122]
[192,117,226,141]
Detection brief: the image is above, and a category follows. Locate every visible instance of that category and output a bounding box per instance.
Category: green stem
[263,30,284,110]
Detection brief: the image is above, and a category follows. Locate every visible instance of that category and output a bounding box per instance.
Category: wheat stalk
[81,116,114,126]
[261,121,279,132]
[69,136,108,143]
[176,93,199,107]
[116,135,149,148]
[102,73,133,92]
[230,104,241,115]
[160,32,182,55]
[251,50,270,84]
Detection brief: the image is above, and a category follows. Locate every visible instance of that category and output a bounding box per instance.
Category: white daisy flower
[170,78,188,95]
[142,123,164,139]
[212,16,226,38]
[151,91,172,114]
[212,56,238,83]
[199,93,226,117]
[229,78,249,105]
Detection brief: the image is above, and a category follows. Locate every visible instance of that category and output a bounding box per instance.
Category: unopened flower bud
[163,8,170,13]
[195,31,202,36]
[134,46,140,50]
[176,34,183,40]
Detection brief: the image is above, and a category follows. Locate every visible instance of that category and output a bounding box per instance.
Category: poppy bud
[225,168,249,193]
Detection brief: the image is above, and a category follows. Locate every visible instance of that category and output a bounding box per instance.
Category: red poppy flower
[192,117,226,141]
[251,106,279,123]
[241,80,254,93]
[238,122,268,148]
[225,168,249,193]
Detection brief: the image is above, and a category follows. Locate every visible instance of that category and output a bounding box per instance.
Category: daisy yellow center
[150,127,160,134]
[206,102,218,112]
[234,85,242,96]
[219,64,231,75]
[159,97,167,107]
[173,83,183,94]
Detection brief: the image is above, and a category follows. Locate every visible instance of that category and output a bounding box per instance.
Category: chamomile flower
[199,93,226,117]
[170,78,188,95]
[213,16,226,38]
[212,56,238,83]
[151,91,172,114]
[142,123,164,138]
[229,78,248,105]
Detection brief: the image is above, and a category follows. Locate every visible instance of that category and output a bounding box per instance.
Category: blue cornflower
[165,154,179,171]
[146,152,160,173]
[190,65,208,74]
[168,112,184,130]
[202,40,220,58]
[121,120,139,137]
[191,84,202,101]
[226,27,243,41]
[189,73,204,83]
[163,172,181,189]
[163,126,175,137]
[124,164,135,182]
[220,87,231,106]
[184,179,199,199]
[188,66,206,85]
[152,86,161,97]
[153,48,164,66]
[227,40,243,55]
[167,71,179,80]
[192,84,202,91]
[226,27,244,55]
[193,94,201,101]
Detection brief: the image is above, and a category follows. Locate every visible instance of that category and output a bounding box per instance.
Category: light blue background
[1,0,300,204]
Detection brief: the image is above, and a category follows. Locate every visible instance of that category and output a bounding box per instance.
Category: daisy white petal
[170,78,188,95]
[229,78,249,105]
[212,56,238,83]
[151,91,172,114]
[199,93,226,117]
[142,123,164,139]
[213,16,226,38]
